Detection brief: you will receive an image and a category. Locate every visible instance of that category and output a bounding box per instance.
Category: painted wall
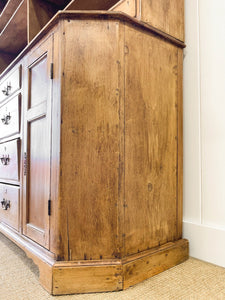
[183,0,225,267]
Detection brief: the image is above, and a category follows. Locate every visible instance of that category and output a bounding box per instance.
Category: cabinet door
[23,35,53,249]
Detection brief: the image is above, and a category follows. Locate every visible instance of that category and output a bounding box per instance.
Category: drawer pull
[2,83,11,96]
[0,155,10,165]
[1,199,10,210]
[1,113,11,125]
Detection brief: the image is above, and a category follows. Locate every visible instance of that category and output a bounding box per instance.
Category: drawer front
[0,184,19,231]
[0,66,21,103]
[0,95,20,139]
[0,139,20,181]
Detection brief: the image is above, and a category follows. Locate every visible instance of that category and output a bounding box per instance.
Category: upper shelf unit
[0,0,121,73]
[64,0,119,10]
[0,1,8,14]
[0,0,184,74]
[0,0,72,73]
[0,1,27,55]
[108,0,184,42]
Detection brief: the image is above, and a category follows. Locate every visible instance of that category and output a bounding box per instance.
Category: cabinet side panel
[124,25,179,255]
[60,19,123,260]
[141,0,184,42]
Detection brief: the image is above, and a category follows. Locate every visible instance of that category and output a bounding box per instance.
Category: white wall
[183,0,225,267]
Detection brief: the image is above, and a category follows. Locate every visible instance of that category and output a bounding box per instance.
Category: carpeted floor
[1,233,225,300]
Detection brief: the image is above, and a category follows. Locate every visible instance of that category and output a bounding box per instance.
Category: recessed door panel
[23,35,53,249]
[29,56,48,108]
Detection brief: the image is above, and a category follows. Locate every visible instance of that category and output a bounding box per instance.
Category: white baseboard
[183,221,225,267]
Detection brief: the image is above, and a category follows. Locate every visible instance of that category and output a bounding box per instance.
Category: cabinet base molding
[0,224,188,295]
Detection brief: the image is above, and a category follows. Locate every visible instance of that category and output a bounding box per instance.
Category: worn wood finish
[140,0,184,41]
[0,222,189,295]
[109,0,136,17]
[59,19,122,261]
[0,11,185,79]
[0,94,21,140]
[108,0,184,41]
[52,262,123,295]
[0,184,20,231]
[0,139,20,182]
[123,239,189,289]
[23,35,53,249]
[124,25,178,255]
[0,10,187,295]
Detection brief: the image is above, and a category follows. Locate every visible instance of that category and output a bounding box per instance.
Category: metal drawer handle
[2,83,11,96]
[1,199,10,210]
[0,155,10,165]
[1,113,11,125]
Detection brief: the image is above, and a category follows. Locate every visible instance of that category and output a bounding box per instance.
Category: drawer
[0,66,21,103]
[0,139,20,182]
[0,95,21,139]
[0,184,19,231]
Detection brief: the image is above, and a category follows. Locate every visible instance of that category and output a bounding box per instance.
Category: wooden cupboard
[109,0,184,41]
[0,1,188,295]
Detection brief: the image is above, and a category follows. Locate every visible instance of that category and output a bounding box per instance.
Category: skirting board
[0,223,188,295]
[183,221,225,268]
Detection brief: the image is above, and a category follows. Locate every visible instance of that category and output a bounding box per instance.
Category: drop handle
[1,113,11,125]
[0,155,10,165]
[1,199,10,210]
[2,83,11,96]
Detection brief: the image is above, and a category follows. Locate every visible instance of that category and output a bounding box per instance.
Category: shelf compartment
[0,1,8,15]
[0,0,61,74]
[64,0,120,11]
[0,0,27,55]
[0,0,22,32]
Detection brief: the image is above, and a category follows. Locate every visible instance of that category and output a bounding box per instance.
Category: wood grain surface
[109,0,136,17]
[124,24,179,256]
[123,239,189,289]
[0,7,186,294]
[140,0,184,41]
[59,19,123,261]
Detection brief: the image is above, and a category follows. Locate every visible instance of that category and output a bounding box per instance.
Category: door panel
[23,36,53,249]
[29,55,48,108]
[28,117,49,230]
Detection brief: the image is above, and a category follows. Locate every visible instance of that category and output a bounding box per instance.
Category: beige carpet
[1,233,225,300]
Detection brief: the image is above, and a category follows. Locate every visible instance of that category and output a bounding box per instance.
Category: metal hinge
[48,199,51,216]
[24,152,27,176]
[50,63,53,79]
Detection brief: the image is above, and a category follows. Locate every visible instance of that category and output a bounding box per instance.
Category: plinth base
[0,224,189,295]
